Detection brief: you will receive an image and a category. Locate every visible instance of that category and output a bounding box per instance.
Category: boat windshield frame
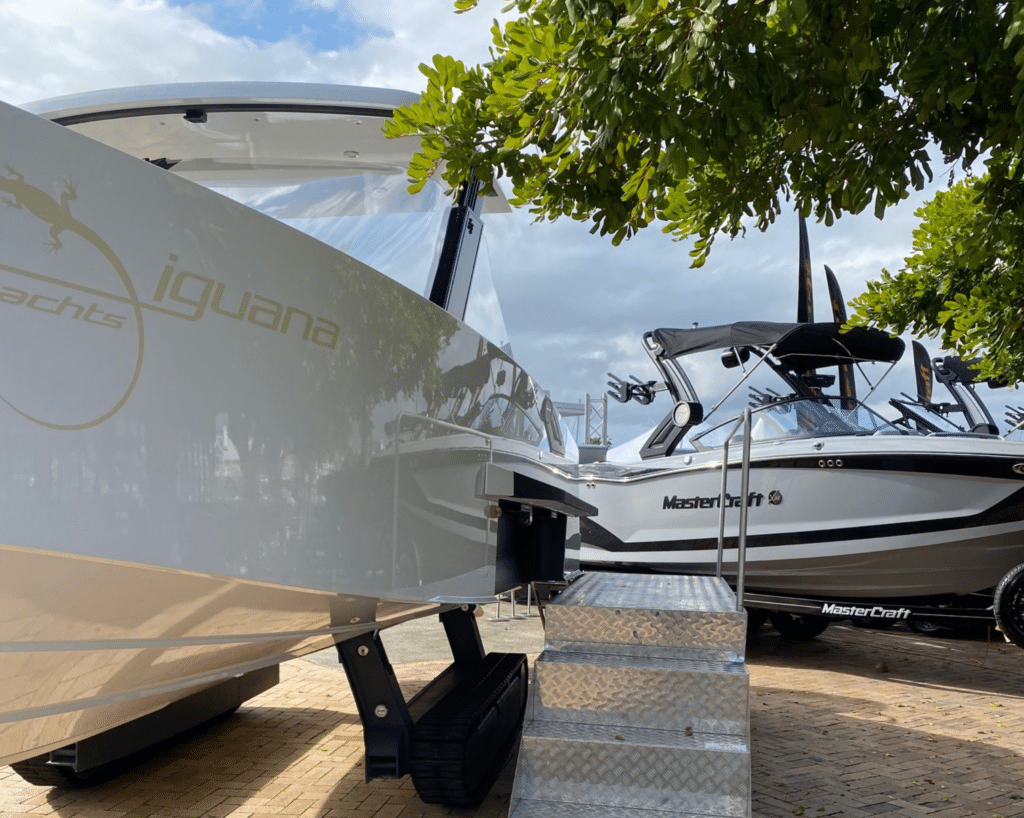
[688,394,920,452]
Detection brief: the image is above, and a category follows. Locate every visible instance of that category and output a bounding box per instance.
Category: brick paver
[3,622,1024,817]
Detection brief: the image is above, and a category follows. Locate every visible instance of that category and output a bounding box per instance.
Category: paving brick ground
[3,619,1024,818]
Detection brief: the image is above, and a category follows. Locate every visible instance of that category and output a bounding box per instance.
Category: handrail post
[716,413,746,580]
[735,407,752,612]
[715,436,730,579]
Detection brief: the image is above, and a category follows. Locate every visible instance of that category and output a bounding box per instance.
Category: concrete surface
[3,609,1024,817]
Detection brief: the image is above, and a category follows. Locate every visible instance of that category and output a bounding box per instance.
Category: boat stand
[337,604,528,807]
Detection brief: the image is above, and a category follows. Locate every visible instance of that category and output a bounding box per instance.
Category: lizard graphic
[0,163,80,253]
[0,162,146,430]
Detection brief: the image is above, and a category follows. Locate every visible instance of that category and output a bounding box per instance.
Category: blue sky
[165,0,390,52]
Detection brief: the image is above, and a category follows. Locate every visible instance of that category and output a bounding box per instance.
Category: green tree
[847,175,1024,384]
[386,0,1024,382]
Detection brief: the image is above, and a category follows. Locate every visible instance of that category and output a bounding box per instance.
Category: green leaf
[949,83,975,108]
[782,126,808,153]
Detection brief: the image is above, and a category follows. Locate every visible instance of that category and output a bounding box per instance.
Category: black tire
[994,563,1024,649]
[851,616,897,630]
[745,607,770,634]
[907,618,949,636]
[768,611,830,640]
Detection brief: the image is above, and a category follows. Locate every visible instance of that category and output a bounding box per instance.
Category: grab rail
[715,407,752,612]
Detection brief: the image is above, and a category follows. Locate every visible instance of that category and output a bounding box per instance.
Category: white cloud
[0,0,507,104]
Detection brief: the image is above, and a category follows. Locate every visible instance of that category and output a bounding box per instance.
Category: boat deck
[3,613,1024,817]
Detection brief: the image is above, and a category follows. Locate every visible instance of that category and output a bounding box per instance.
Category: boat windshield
[206,174,512,351]
[689,396,919,451]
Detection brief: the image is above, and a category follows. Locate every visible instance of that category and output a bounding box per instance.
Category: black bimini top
[651,321,905,371]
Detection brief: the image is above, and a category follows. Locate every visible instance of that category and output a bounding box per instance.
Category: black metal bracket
[607,372,659,405]
[427,176,483,321]
[337,631,414,780]
[639,410,692,459]
[477,462,597,519]
[477,463,596,591]
[440,605,486,666]
[337,604,490,782]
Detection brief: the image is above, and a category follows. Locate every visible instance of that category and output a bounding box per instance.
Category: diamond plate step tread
[529,651,749,734]
[544,608,746,656]
[520,719,748,753]
[544,573,746,655]
[544,641,743,663]
[552,572,738,613]
[535,648,748,674]
[510,798,744,818]
[515,721,749,815]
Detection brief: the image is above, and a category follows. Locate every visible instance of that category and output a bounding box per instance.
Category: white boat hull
[0,544,409,765]
[580,435,1024,599]
[0,97,577,765]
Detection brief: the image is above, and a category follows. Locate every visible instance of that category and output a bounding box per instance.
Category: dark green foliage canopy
[386,0,1024,383]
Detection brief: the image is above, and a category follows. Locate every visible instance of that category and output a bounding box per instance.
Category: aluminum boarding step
[510,572,751,818]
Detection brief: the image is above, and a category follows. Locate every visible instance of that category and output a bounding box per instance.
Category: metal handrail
[715,407,753,612]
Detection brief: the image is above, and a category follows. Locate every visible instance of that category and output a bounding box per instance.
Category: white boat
[580,319,1024,640]
[0,83,588,800]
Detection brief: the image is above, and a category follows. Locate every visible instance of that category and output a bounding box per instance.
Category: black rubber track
[409,652,528,808]
[9,754,120,787]
[9,755,70,787]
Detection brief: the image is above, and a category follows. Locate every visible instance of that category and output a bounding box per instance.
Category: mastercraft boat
[0,83,589,801]
[581,317,1024,635]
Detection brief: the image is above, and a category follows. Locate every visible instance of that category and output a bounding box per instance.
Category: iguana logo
[0,163,145,430]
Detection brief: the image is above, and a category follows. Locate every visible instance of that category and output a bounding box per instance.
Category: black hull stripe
[593,452,1024,483]
[582,485,1024,554]
[749,453,1024,481]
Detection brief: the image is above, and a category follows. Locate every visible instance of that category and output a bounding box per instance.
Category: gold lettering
[248,295,282,330]
[312,319,339,350]
[153,253,178,302]
[0,286,28,305]
[143,260,339,349]
[26,294,61,313]
[53,296,85,320]
[169,271,213,320]
[281,306,312,341]
[211,282,250,320]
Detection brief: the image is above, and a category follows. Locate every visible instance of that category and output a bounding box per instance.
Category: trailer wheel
[994,563,1024,649]
[745,607,770,634]
[851,615,897,630]
[907,618,948,636]
[768,611,830,640]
